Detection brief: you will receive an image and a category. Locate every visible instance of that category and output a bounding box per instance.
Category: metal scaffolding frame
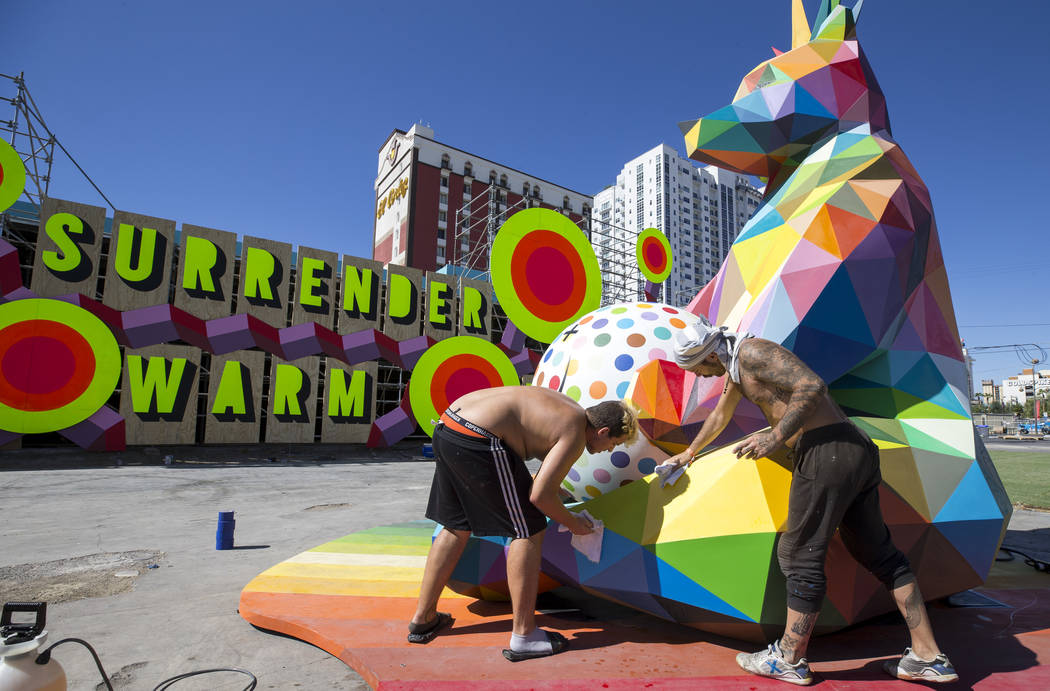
[0,71,115,213]
[449,185,645,308]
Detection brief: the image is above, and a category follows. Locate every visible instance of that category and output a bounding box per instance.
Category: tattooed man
[663,319,956,685]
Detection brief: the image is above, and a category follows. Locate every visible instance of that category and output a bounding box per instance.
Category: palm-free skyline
[5,0,1047,384]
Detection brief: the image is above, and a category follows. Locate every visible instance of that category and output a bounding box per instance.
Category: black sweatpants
[777,422,914,613]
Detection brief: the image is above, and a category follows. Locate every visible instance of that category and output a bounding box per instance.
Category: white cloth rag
[653,461,686,488]
[557,509,604,563]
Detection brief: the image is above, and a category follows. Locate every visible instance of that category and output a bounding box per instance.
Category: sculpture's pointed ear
[811,0,860,42]
[791,0,811,50]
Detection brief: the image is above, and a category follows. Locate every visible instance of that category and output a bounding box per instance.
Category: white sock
[509,627,552,654]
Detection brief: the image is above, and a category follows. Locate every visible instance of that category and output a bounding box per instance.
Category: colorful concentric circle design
[0,299,121,434]
[636,227,672,283]
[409,336,520,436]
[0,138,26,214]
[490,208,602,344]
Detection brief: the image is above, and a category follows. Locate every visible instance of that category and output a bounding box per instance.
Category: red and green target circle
[0,299,120,434]
[636,227,673,283]
[0,138,26,214]
[491,208,601,344]
[409,336,520,437]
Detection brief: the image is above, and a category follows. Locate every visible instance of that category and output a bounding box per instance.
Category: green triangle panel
[852,416,908,445]
[649,532,777,622]
[582,476,652,544]
[834,386,901,418]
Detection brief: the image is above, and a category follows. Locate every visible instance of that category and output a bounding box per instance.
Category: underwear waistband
[439,408,497,440]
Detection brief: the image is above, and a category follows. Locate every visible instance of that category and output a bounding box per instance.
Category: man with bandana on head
[661,319,956,686]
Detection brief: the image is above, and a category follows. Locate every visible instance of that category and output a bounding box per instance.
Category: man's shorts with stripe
[426,414,548,539]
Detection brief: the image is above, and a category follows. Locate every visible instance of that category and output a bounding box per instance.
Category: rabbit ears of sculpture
[792,0,864,50]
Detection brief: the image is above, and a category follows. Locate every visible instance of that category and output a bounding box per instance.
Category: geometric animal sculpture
[448,0,1011,640]
[531,302,703,501]
[679,0,1011,622]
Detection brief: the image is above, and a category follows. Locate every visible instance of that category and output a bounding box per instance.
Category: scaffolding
[449,183,645,308]
[0,72,115,213]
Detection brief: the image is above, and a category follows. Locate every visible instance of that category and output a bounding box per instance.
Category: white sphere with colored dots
[531,302,702,501]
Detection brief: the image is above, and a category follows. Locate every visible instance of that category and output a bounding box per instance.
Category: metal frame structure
[0,72,114,212]
[450,183,646,308]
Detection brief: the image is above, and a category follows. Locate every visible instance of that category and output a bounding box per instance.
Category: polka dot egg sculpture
[532,302,702,501]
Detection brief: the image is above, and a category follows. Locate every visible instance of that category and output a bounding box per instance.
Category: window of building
[464,161,473,177]
[441,153,450,170]
[532,186,541,200]
[437,228,445,239]
[522,182,530,197]
[440,176,448,188]
[499,174,508,188]
[489,170,497,185]
[438,210,447,222]
[563,195,570,210]
[439,192,448,204]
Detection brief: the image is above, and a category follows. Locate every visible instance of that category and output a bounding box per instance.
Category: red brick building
[373,124,593,271]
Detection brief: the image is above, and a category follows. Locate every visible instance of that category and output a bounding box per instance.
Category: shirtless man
[407,386,637,661]
[662,319,956,685]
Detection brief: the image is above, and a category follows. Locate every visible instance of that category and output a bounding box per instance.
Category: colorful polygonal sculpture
[532,302,702,500]
[448,0,1010,639]
[626,358,766,457]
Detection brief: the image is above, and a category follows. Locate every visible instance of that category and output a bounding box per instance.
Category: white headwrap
[673,317,752,384]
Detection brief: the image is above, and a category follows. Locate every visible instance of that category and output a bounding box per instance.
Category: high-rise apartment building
[373,124,592,272]
[593,144,762,306]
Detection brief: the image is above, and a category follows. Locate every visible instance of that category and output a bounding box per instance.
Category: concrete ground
[0,442,435,690]
[1,440,1048,690]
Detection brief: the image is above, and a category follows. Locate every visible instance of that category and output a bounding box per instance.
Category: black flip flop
[501,630,569,662]
[407,611,453,644]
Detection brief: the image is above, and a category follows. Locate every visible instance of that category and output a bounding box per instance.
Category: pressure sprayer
[1,601,257,690]
[0,603,66,691]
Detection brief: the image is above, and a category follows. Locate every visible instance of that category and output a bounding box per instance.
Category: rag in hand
[654,462,686,488]
[557,509,604,563]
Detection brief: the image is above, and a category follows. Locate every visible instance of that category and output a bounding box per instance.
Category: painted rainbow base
[239,519,1050,690]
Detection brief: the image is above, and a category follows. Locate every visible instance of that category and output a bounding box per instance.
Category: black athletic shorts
[425,411,548,539]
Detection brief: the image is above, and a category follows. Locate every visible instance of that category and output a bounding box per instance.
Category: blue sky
[4,1,1048,386]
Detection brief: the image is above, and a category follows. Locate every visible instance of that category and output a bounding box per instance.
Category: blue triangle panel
[575,528,646,582]
[735,206,786,243]
[642,548,754,621]
[792,82,836,119]
[932,518,1004,580]
[734,90,773,121]
[798,265,875,346]
[582,546,652,593]
[792,325,872,385]
[934,461,1005,524]
[759,280,800,344]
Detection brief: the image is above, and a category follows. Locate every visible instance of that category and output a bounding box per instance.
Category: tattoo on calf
[904,588,924,629]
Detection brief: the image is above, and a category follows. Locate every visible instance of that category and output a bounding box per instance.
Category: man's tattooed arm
[744,339,826,444]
